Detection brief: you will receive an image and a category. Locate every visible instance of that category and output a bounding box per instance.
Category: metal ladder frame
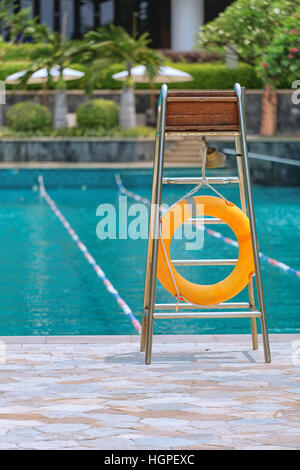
[140,83,271,365]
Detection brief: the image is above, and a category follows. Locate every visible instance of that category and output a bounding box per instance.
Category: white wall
[171,0,204,51]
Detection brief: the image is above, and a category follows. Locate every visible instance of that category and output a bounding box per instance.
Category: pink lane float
[38,175,141,335]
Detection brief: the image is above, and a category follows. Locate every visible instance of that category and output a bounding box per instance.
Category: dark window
[100,0,115,26]
[114,0,137,36]
[17,0,39,18]
[60,0,74,38]
[20,0,33,16]
[40,0,55,29]
[80,0,94,34]
[147,0,170,49]
[6,0,174,46]
[0,0,15,39]
[204,0,233,23]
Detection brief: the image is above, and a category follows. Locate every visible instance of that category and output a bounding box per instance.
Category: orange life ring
[157,195,255,305]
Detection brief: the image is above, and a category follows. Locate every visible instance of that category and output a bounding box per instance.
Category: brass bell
[206,146,227,168]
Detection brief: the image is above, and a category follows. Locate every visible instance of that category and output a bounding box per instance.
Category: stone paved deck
[0,334,299,450]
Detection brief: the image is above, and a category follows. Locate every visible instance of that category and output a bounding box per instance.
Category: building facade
[12,0,232,50]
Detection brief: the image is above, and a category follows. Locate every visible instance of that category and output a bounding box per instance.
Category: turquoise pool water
[0,169,299,336]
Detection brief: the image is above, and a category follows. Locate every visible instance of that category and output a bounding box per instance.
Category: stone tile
[0,334,299,450]
[0,336,46,344]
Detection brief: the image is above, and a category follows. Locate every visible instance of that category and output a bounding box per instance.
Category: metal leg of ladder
[140,314,147,352]
[235,84,271,363]
[235,137,258,351]
[142,84,168,364]
[140,210,155,352]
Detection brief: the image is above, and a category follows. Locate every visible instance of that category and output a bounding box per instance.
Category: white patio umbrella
[5,66,85,85]
[112,65,193,83]
[112,65,193,125]
[5,66,85,129]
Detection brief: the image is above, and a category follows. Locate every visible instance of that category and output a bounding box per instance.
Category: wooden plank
[165,131,240,136]
[166,115,238,126]
[166,101,238,116]
[167,91,236,97]
[165,98,239,130]
[165,124,240,131]
[165,90,240,134]
[167,97,237,102]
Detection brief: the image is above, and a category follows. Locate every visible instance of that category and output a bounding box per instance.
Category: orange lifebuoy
[157,196,255,305]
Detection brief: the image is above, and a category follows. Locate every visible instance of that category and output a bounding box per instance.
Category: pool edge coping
[0,333,299,344]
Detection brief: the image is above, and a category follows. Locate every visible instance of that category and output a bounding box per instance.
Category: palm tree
[19,20,82,129]
[83,25,163,129]
[0,46,5,127]
[0,0,36,44]
[0,0,37,126]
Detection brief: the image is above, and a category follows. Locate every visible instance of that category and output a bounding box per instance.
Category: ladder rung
[172,259,238,266]
[153,311,261,320]
[165,131,240,137]
[154,302,250,310]
[186,217,225,224]
[163,177,240,185]
[167,97,237,103]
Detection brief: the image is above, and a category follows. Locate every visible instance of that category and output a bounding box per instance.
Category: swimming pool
[0,168,299,336]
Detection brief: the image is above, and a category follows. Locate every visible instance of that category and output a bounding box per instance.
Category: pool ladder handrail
[140,84,271,365]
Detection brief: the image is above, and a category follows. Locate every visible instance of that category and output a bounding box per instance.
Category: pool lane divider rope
[115,174,300,280]
[38,175,141,334]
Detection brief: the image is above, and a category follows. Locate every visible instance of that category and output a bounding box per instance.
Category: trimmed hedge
[0,125,155,138]
[0,41,76,61]
[0,61,271,90]
[161,63,264,90]
[90,63,265,90]
[0,61,86,90]
[160,49,222,63]
[6,101,51,131]
[0,42,36,61]
[0,60,265,91]
[0,41,293,89]
[77,99,119,129]
[0,61,31,85]
[0,61,265,91]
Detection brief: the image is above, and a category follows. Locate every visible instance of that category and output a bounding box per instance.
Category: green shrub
[77,99,119,129]
[92,62,263,90]
[0,41,81,62]
[0,125,155,138]
[159,63,263,90]
[0,57,263,90]
[6,101,51,131]
[0,42,37,61]
[52,125,155,138]
[0,61,30,86]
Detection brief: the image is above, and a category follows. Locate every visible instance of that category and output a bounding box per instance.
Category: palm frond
[83,25,164,91]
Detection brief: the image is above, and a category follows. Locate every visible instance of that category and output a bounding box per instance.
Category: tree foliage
[82,24,163,92]
[257,10,300,86]
[17,24,82,89]
[196,0,296,66]
[0,0,37,43]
